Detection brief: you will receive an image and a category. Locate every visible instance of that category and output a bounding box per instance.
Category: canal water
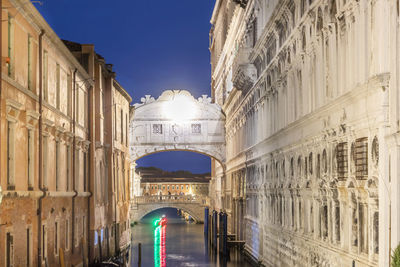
[130,208,253,267]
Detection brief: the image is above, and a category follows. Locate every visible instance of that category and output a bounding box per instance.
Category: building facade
[141,178,210,197]
[0,1,132,266]
[63,41,132,263]
[210,0,400,266]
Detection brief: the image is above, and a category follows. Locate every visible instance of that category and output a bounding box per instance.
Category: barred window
[354,138,368,180]
[372,136,379,166]
[152,124,163,134]
[290,157,294,177]
[337,142,348,180]
[191,124,201,134]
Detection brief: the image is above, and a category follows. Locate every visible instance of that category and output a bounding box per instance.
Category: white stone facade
[210,0,400,266]
[129,90,226,164]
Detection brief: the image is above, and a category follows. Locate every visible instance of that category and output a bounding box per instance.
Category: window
[75,218,79,247]
[75,149,80,191]
[321,204,328,239]
[28,130,34,190]
[126,114,128,145]
[181,185,184,190]
[43,51,48,101]
[27,228,32,267]
[153,124,163,134]
[76,87,80,124]
[186,185,188,190]
[359,203,367,253]
[172,185,175,189]
[337,142,348,180]
[66,145,71,191]
[354,138,368,179]
[6,232,14,267]
[54,222,59,256]
[7,121,15,190]
[7,14,14,78]
[114,104,117,140]
[42,225,47,262]
[83,216,86,243]
[121,109,124,142]
[28,34,32,90]
[56,63,60,109]
[84,92,88,127]
[67,74,72,116]
[335,205,340,242]
[167,185,170,190]
[373,212,379,254]
[43,136,48,189]
[65,220,70,251]
[191,124,201,134]
[56,141,60,191]
[84,152,87,191]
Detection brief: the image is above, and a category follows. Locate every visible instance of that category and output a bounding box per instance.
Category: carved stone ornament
[26,110,40,128]
[6,98,23,122]
[42,118,55,134]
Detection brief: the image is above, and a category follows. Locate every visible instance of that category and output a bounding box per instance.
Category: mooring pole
[219,211,223,253]
[204,207,209,236]
[223,212,228,256]
[138,243,142,267]
[212,211,218,249]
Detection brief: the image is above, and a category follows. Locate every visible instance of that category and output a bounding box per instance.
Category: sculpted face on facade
[130,90,226,164]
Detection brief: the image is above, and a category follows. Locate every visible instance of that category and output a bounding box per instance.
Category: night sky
[36,0,215,173]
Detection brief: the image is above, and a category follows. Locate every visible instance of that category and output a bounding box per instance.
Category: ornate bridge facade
[129,90,226,165]
[130,195,207,223]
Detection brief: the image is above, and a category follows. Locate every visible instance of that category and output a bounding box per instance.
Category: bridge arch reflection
[131,195,207,223]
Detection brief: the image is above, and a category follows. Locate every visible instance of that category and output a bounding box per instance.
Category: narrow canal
[130,208,253,267]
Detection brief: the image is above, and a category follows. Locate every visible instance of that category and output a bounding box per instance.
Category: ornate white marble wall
[210,0,400,266]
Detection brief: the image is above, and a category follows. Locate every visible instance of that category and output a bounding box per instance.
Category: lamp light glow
[162,94,198,123]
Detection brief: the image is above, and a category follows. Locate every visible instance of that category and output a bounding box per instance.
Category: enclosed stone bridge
[129,90,226,165]
[130,195,207,223]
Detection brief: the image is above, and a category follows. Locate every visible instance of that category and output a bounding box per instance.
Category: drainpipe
[72,68,78,255]
[37,29,45,267]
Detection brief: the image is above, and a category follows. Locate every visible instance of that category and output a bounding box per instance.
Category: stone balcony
[232,47,257,93]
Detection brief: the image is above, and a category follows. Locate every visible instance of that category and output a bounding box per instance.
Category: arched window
[300,0,306,17]
[290,157,294,177]
[297,156,302,176]
[322,149,327,173]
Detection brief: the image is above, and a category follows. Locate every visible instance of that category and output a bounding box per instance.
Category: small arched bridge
[130,195,207,223]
